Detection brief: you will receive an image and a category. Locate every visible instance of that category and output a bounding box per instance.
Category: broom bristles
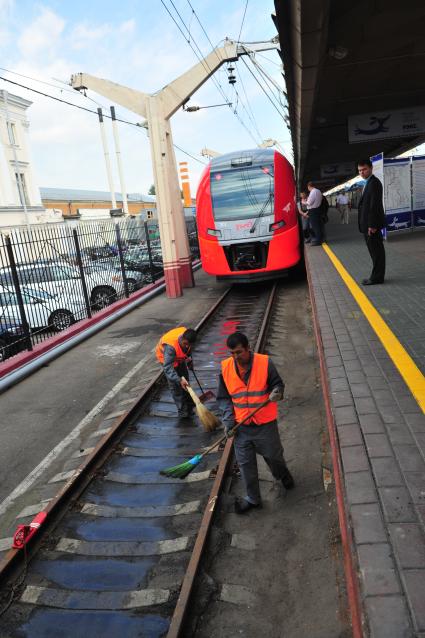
[195,403,221,432]
[160,453,203,479]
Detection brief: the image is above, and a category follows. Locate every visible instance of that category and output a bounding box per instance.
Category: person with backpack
[297,190,311,243]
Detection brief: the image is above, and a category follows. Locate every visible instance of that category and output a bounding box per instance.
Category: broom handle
[181,377,202,407]
[191,368,205,394]
[200,399,271,458]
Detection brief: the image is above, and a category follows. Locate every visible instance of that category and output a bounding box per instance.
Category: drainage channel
[0,283,275,638]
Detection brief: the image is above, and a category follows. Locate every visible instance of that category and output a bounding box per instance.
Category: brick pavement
[306,209,425,638]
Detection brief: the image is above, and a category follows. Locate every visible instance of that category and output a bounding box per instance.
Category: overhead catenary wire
[252,61,286,113]
[162,0,250,128]
[240,53,286,117]
[0,75,206,165]
[160,0,260,145]
[237,0,249,43]
[180,0,280,150]
[239,55,286,120]
[0,66,117,113]
[234,71,263,141]
[182,1,262,145]
[247,53,287,108]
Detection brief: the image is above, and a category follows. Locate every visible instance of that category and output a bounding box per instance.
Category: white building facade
[0,90,47,228]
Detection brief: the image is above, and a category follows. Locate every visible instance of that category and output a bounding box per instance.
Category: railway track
[0,283,278,637]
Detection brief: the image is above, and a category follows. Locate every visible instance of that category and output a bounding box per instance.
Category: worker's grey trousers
[166,363,194,417]
[233,420,288,505]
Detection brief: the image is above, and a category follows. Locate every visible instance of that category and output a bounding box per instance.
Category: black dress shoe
[234,498,261,514]
[282,470,295,490]
[362,278,384,285]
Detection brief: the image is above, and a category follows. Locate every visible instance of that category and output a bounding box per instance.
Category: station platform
[305,207,425,638]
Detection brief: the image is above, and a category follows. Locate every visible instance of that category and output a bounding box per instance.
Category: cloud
[70,22,113,50]
[1,0,289,196]
[0,0,14,15]
[17,7,65,60]
[119,19,136,34]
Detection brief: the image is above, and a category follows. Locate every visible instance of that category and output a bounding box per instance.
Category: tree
[148,184,155,195]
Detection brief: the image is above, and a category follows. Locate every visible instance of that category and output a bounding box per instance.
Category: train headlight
[207,228,222,237]
[269,220,286,232]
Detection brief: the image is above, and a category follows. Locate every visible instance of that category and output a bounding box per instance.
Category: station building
[40,188,156,222]
[0,90,45,227]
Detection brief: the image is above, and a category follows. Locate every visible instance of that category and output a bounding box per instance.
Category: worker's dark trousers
[308,208,322,244]
[364,231,386,282]
[166,362,194,417]
[233,420,289,505]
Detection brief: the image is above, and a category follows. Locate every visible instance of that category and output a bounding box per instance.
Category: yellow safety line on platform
[322,243,425,413]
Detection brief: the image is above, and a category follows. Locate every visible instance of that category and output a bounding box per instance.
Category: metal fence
[0,217,199,363]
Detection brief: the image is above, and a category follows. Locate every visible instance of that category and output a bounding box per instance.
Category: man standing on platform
[357,159,386,285]
[217,331,294,514]
[155,326,197,418]
[306,181,323,245]
[336,191,350,224]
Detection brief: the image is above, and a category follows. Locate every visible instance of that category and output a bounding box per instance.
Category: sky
[0,0,290,196]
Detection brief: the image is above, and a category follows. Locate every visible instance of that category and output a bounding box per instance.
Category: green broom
[160,399,270,479]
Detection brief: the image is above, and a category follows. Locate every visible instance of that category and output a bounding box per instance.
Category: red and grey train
[196,148,301,282]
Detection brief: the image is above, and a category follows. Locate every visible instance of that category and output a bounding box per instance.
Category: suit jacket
[358,174,386,233]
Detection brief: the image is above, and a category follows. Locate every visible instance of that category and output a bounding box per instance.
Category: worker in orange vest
[156,326,197,419]
[217,331,294,514]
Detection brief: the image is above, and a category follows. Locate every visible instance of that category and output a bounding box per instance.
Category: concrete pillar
[164,119,194,288]
[145,96,182,298]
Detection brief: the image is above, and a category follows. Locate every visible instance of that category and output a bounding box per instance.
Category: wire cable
[160,0,259,145]
[0,75,206,165]
[237,0,249,43]
[181,3,262,146]
[239,56,286,119]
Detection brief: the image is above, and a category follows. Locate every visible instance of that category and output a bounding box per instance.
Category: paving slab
[306,209,425,638]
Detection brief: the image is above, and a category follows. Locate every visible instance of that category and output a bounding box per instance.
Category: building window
[7,122,17,145]
[15,173,30,206]
[146,210,154,219]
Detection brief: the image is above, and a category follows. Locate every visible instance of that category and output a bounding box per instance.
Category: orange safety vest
[156,326,190,367]
[221,353,278,425]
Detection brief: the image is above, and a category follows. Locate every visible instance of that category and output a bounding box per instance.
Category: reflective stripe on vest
[155,326,189,367]
[221,353,277,425]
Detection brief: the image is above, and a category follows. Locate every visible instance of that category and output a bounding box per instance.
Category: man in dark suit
[357,159,386,285]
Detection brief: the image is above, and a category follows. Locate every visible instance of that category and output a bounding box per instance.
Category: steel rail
[0,286,232,586]
[166,283,278,638]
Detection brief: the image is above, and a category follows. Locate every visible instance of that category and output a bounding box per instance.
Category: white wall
[0,90,44,217]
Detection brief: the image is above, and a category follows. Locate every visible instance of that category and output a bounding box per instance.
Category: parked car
[0,261,125,310]
[123,247,164,279]
[85,259,145,293]
[81,245,119,261]
[0,286,82,332]
[0,318,26,362]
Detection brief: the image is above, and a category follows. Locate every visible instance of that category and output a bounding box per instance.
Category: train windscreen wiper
[249,192,274,234]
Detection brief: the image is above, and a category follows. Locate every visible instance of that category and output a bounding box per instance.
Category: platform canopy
[273,0,425,191]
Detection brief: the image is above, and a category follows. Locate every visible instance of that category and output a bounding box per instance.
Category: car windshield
[24,287,55,300]
[210,165,274,221]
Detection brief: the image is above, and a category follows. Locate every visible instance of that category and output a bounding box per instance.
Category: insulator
[228,75,236,85]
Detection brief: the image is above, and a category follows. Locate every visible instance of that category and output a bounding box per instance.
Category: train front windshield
[210,165,274,221]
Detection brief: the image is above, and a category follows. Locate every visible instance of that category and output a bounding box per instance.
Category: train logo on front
[235,221,253,231]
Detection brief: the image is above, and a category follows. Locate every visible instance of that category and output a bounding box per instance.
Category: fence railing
[0,217,199,364]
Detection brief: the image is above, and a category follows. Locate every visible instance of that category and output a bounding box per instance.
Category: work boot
[282,469,295,490]
[234,498,261,514]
